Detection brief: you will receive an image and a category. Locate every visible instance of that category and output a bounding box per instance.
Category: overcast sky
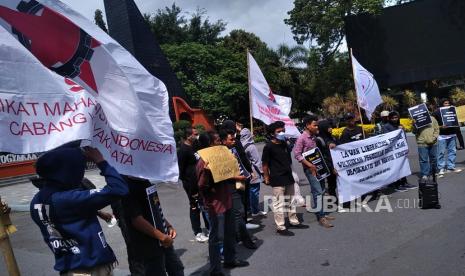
[60,0,299,50]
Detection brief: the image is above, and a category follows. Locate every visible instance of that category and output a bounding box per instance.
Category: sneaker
[251,211,267,217]
[337,208,348,213]
[276,229,295,236]
[246,223,260,230]
[438,169,446,177]
[355,202,369,208]
[195,232,209,243]
[395,186,408,192]
[402,183,417,190]
[288,223,309,229]
[223,259,249,268]
[448,168,462,173]
[420,176,428,181]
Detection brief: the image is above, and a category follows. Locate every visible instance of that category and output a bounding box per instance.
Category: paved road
[1,136,465,276]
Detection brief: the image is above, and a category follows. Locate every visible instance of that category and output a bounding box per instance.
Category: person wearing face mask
[294,115,334,228]
[177,126,210,243]
[263,121,308,236]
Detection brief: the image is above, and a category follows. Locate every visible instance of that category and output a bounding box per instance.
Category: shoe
[438,169,445,177]
[288,223,309,229]
[448,168,462,173]
[325,215,336,220]
[276,229,295,236]
[242,240,258,249]
[420,176,428,181]
[224,259,250,268]
[318,217,334,228]
[246,223,260,230]
[246,217,253,222]
[402,183,417,190]
[337,208,348,213]
[195,232,209,243]
[210,272,225,276]
[395,186,408,192]
[355,202,368,208]
[252,211,267,217]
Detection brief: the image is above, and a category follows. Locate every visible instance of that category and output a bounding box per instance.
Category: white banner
[0,0,178,182]
[330,129,411,203]
[248,52,300,137]
[351,53,382,120]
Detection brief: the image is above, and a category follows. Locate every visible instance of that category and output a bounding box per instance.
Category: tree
[450,87,465,106]
[276,44,308,68]
[94,9,108,33]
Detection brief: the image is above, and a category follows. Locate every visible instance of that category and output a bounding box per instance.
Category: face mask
[276,132,286,141]
[194,135,200,140]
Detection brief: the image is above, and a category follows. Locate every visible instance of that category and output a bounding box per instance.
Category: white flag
[248,52,300,137]
[274,94,292,116]
[351,53,382,120]
[0,0,178,182]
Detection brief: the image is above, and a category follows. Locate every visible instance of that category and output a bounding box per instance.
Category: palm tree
[276,44,308,68]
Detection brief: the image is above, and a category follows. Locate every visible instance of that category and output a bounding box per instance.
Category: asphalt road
[1,135,465,276]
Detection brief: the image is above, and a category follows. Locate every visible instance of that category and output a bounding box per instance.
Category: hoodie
[240,128,263,184]
[30,147,128,273]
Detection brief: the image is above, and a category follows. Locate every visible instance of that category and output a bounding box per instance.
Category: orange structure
[172,97,214,130]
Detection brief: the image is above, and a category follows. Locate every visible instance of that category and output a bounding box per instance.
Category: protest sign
[146,185,168,246]
[456,105,465,123]
[330,129,411,203]
[302,147,330,181]
[408,103,432,129]
[440,106,459,127]
[0,1,178,182]
[197,146,240,183]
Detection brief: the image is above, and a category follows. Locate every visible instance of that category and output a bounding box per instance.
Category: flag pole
[350,48,366,139]
[247,49,254,134]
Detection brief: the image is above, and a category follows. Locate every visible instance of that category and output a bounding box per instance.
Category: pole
[350,48,366,139]
[247,49,254,133]
[0,198,20,276]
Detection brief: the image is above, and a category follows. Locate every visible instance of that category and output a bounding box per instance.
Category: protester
[382,111,416,191]
[221,120,259,231]
[30,146,128,276]
[263,121,308,235]
[414,113,440,179]
[294,116,334,228]
[239,125,266,217]
[197,131,250,275]
[339,113,365,144]
[120,176,184,276]
[375,110,390,135]
[433,98,463,176]
[219,129,258,249]
[177,126,210,243]
[316,119,338,204]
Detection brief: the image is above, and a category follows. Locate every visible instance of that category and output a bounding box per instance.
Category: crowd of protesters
[28,98,463,276]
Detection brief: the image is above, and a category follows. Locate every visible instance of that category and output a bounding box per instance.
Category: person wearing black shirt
[263,121,308,236]
[177,127,209,243]
[339,113,364,144]
[121,176,184,276]
[316,119,338,204]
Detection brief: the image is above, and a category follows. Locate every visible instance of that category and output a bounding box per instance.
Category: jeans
[231,190,253,243]
[249,183,260,214]
[418,144,438,177]
[143,246,184,276]
[304,168,325,220]
[208,209,236,274]
[182,181,210,235]
[437,138,456,170]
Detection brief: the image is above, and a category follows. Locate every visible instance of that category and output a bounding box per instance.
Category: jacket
[415,116,440,146]
[30,147,128,273]
[240,128,263,184]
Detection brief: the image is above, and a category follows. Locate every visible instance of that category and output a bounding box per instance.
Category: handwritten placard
[198,146,240,183]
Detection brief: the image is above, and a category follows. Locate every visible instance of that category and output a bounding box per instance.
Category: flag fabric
[0,0,178,182]
[274,94,292,116]
[248,52,300,137]
[351,53,383,120]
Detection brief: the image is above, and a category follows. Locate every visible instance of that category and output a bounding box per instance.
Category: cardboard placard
[456,105,465,123]
[440,106,459,127]
[408,103,432,129]
[302,147,330,181]
[197,146,240,183]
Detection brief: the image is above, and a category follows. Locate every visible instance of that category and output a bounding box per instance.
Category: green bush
[173,120,192,145]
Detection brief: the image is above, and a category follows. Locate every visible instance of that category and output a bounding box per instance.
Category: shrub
[331,118,413,139]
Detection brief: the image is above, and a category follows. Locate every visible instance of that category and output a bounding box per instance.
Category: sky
[60,0,299,50]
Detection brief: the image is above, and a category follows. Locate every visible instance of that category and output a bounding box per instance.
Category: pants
[208,209,236,274]
[231,189,253,243]
[143,247,184,276]
[249,183,261,214]
[60,263,114,276]
[323,173,337,205]
[418,144,438,177]
[304,168,325,219]
[438,138,457,170]
[272,185,299,230]
[182,181,210,235]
